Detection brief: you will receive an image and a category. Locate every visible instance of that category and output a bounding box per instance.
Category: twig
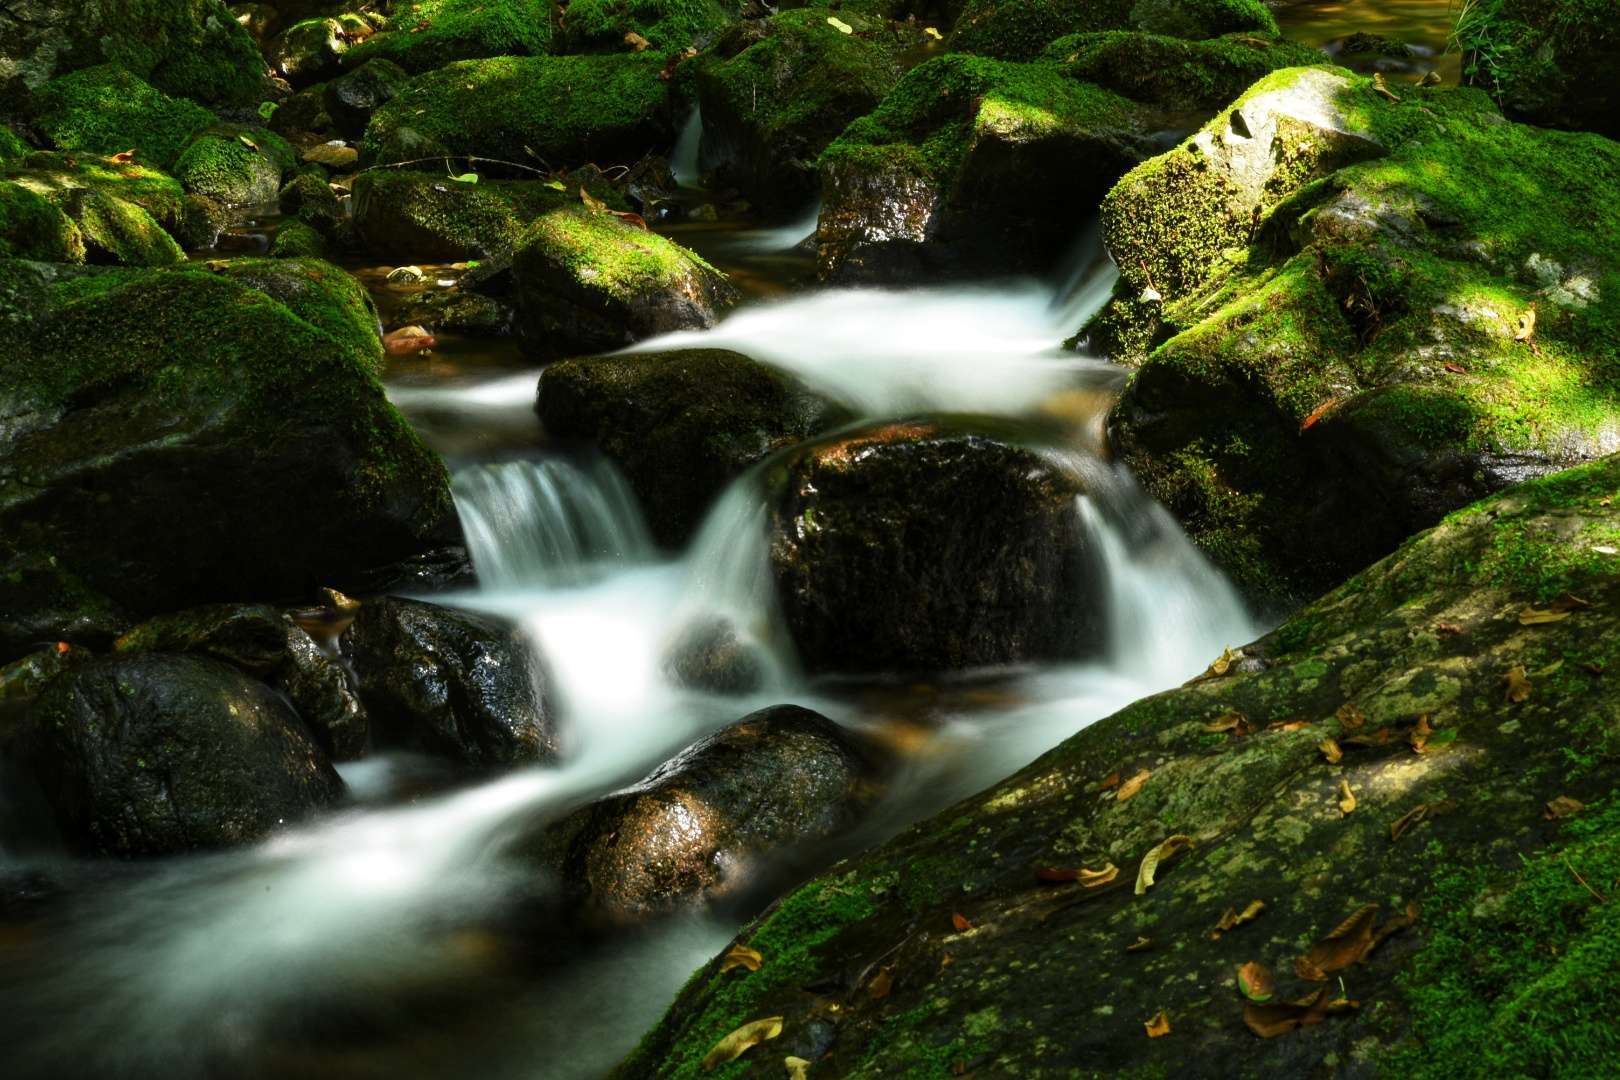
[1565,854,1609,904]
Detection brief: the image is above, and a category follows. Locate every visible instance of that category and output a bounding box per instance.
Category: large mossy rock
[513,705,878,921]
[948,0,1278,61]
[693,10,905,217]
[538,348,844,546]
[0,0,265,106]
[0,181,84,261]
[31,65,215,170]
[341,596,557,766]
[511,207,739,357]
[172,126,297,207]
[323,59,411,138]
[1042,30,1326,112]
[816,54,1156,281]
[342,0,554,73]
[352,169,578,263]
[619,453,1620,1079]
[1457,0,1620,139]
[359,53,677,169]
[1094,66,1620,605]
[271,16,363,86]
[17,653,344,856]
[0,258,456,660]
[4,150,190,265]
[553,0,740,55]
[770,421,1099,674]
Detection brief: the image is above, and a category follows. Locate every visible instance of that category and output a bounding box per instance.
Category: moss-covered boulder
[172,126,297,206]
[554,0,740,55]
[511,207,739,356]
[352,169,576,263]
[3,152,186,265]
[58,187,185,266]
[694,10,906,217]
[538,348,843,545]
[322,58,411,138]
[360,53,677,170]
[1457,0,1619,138]
[816,54,1156,281]
[948,0,1278,61]
[269,220,329,257]
[1095,66,1620,604]
[341,596,557,766]
[0,182,84,262]
[620,452,1620,1078]
[279,171,345,237]
[768,420,1099,674]
[16,653,344,856]
[271,16,361,85]
[0,0,265,106]
[0,126,32,164]
[31,65,214,170]
[0,258,456,659]
[510,705,879,922]
[1043,30,1326,112]
[343,0,554,73]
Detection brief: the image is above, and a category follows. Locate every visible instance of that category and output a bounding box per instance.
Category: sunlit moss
[344,0,554,73]
[32,65,214,170]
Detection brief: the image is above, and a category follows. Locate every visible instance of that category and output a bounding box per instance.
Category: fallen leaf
[1372,72,1400,102]
[1518,605,1572,626]
[1205,711,1254,736]
[1135,835,1194,895]
[924,26,943,39]
[1338,780,1357,816]
[1390,803,1431,842]
[868,966,893,1001]
[1243,987,1357,1038]
[450,171,479,184]
[1213,899,1267,938]
[1514,303,1537,343]
[1141,284,1163,304]
[1117,769,1151,802]
[1237,961,1274,1002]
[1300,398,1340,431]
[383,325,437,355]
[611,210,650,230]
[951,912,972,932]
[1370,901,1420,953]
[1435,621,1464,636]
[110,148,138,163]
[1443,362,1468,374]
[580,186,609,213]
[1296,903,1379,980]
[719,944,762,974]
[1344,727,1397,748]
[257,101,278,120]
[1318,738,1343,764]
[826,16,853,33]
[1336,704,1366,731]
[237,133,259,150]
[1503,666,1532,704]
[1035,863,1118,887]
[1144,1010,1170,1038]
[1409,715,1433,753]
[1268,718,1309,732]
[703,1017,783,1070]
[1209,647,1241,676]
[785,1057,811,1080]
[1097,771,1122,791]
[624,30,652,51]
[1546,796,1586,820]
[1126,936,1154,953]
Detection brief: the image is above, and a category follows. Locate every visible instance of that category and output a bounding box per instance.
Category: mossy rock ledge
[0,258,457,661]
[1094,65,1620,605]
[619,451,1620,1079]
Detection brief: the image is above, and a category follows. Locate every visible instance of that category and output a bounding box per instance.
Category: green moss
[33,65,215,171]
[1455,0,1619,137]
[210,258,385,376]
[59,0,266,106]
[1392,797,1620,1076]
[949,0,1134,60]
[5,152,185,229]
[172,128,296,206]
[360,52,675,168]
[0,182,85,262]
[269,221,329,258]
[1129,0,1277,39]
[1042,31,1326,110]
[345,0,554,73]
[519,205,722,301]
[0,126,30,164]
[557,0,739,54]
[821,53,1139,183]
[73,192,185,266]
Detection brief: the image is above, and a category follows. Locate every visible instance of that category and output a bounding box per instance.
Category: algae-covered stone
[1043,30,1326,111]
[538,348,844,545]
[343,0,554,74]
[1458,0,1619,138]
[0,0,265,106]
[1097,66,1620,603]
[770,421,1100,674]
[61,188,184,266]
[19,653,344,856]
[554,0,739,55]
[272,17,357,85]
[172,126,297,206]
[817,54,1155,281]
[360,53,677,170]
[511,207,739,356]
[619,453,1620,1078]
[0,258,456,640]
[0,126,31,164]
[694,10,905,216]
[279,171,345,237]
[31,65,214,170]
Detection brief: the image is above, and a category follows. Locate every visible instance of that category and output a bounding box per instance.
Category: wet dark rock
[511,209,740,358]
[1460,0,1620,138]
[770,421,1099,674]
[177,192,233,249]
[323,59,410,139]
[16,653,343,856]
[277,619,370,761]
[394,288,513,337]
[661,617,768,695]
[0,642,91,709]
[341,596,556,766]
[518,705,878,921]
[279,171,345,237]
[537,348,845,546]
[621,453,1620,1078]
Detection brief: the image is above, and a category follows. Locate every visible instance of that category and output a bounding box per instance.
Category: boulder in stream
[171,126,298,207]
[29,64,216,171]
[516,704,878,921]
[323,59,411,138]
[620,451,1620,1078]
[770,421,1100,674]
[341,596,557,766]
[341,0,554,73]
[16,653,344,856]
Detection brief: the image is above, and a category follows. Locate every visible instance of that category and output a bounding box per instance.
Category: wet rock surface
[341,596,556,766]
[15,653,344,856]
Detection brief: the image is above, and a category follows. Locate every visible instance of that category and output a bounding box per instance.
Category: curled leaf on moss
[702,1016,783,1070]
[1135,834,1194,895]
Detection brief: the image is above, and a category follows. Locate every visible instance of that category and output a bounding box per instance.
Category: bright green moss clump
[1129,0,1277,39]
[172,128,297,206]
[949,0,1135,60]
[72,192,185,266]
[556,0,740,54]
[519,205,722,301]
[360,53,675,168]
[5,152,185,229]
[33,65,215,170]
[0,126,30,164]
[345,0,554,73]
[0,182,84,262]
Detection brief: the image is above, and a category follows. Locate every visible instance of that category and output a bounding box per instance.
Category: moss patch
[1043,31,1326,111]
[0,182,84,262]
[345,0,554,73]
[556,0,740,54]
[32,65,214,170]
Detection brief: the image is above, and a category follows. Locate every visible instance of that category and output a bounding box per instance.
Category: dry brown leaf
[1409,715,1433,753]
[1269,718,1309,732]
[868,966,893,1001]
[1504,666,1532,704]
[1205,711,1253,735]
[1213,899,1266,939]
[1144,1011,1171,1038]
[1243,987,1358,1038]
[1097,770,1122,791]
[1336,704,1366,731]
[951,912,972,932]
[1117,769,1152,803]
[1546,796,1586,820]
[1390,803,1431,842]
[1135,835,1195,895]
[1435,621,1464,636]
[719,944,762,974]
[1035,863,1119,886]
[1338,780,1357,816]
[624,30,652,51]
[1296,903,1380,979]
[1518,605,1572,626]
[703,1017,784,1070]
[1370,901,1420,953]
[1126,936,1154,953]
[110,148,138,163]
[1318,738,1343,764]
[579,186,609,213]
[1344,727,1397,748]
[1237,961,1274,1003]
[785,1056,811,1080]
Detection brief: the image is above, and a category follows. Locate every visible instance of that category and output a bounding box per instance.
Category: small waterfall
[452,458,653,589]
[671,107,702,189]
[727,200,822,255]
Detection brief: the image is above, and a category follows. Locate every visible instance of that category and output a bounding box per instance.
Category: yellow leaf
[1318,738,1343,764]
[785,1057,811,1080]
[1144,1010,1170,1038]
[624,30,652,51]
[924,26,943,40]
[1117,768,1151,802]
[868,966,893,1000]
[1338,780,1356,816]
[1126,936,1153,952]
[1135,834,1194,895]
[826,16,853,33]
[719,944,762,974]
[1503,665,1532,704]
[703,1017,784,1070]
[1518,605,1571,625]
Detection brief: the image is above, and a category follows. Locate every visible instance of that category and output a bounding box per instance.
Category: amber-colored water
[1276,0,1463,82]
